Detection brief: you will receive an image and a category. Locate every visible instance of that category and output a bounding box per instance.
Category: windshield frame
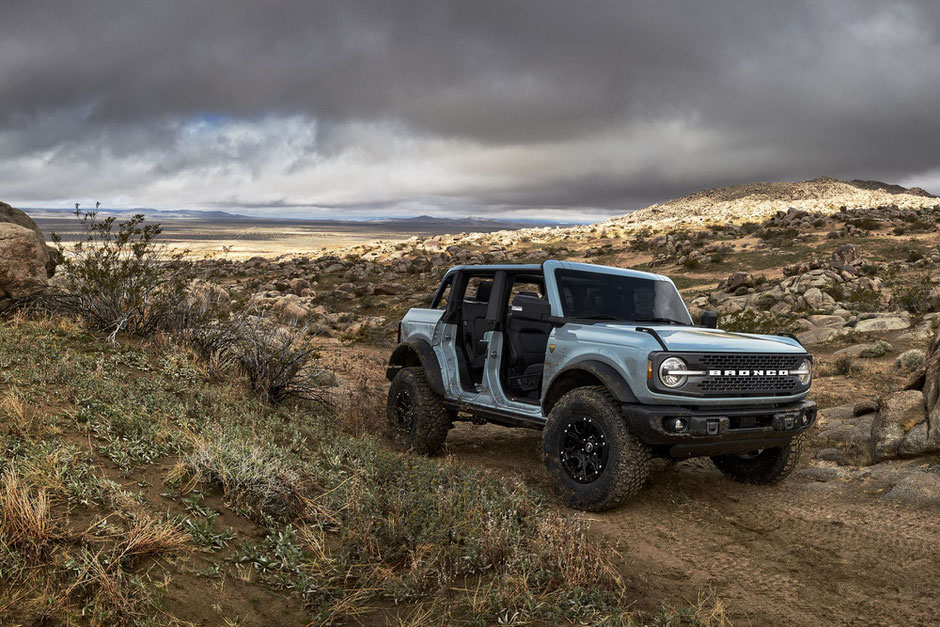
[547,265,693,326]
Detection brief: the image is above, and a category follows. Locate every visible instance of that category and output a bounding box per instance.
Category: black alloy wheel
[559,416,609,483]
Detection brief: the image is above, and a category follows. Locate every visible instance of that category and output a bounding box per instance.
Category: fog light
[665,418,687,433]
[801,414,810,426]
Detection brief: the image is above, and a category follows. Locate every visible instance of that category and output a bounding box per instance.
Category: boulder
[870,390,929,462]
[807,314,845,328]
[724,271,755,291]
[272,296,308,324]
[883,472,940,508]
[334,282,359,299]
[814,403,875,465]
[0,202,57,280]
[795,326,840,345]
[0,201,43,236]
[289,278,310,296]
[855,315,910,333]
[186,281,232,315]
[0,223,53,300]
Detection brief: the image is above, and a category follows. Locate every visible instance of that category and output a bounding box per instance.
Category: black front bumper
[623,400,817,458]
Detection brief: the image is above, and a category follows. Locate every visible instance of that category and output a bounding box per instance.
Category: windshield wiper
[633,317,687,325]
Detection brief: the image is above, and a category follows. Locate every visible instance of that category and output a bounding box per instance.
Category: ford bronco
[385,261,816,511]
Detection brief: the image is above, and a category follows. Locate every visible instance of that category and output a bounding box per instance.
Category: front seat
[505,292,552,392]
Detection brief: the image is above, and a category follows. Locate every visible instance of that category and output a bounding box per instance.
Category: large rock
[855,314,910,333]
[723,271,755,291]
[0,223,53,300]
[814,403,875,465]
[0,201,43,236]
[0,202,57,285]
[883,472,940,508]
[870,390,929,462]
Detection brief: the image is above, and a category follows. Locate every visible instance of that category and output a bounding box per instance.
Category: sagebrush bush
[897,349,926,371]
[49,210,197,339]
[894,281,933,314]
[189,310,332,405]
[859,340,892,358]
[817,354,861,377]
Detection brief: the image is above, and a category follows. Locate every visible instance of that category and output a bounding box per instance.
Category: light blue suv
[386,261,816,511]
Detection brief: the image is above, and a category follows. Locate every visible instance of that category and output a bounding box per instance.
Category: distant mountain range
[21,207,579,229]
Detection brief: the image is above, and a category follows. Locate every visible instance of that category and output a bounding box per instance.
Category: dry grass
[334,373,386,437]
[0,470,55,555]
[113,516,191,565]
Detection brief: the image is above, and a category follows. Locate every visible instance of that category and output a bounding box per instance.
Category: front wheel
[386,367,451,455]
[710,434,805,485]
[542,387,651,511]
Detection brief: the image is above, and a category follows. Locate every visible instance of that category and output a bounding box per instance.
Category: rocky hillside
[268,177,939,264]
[607,176,939,232]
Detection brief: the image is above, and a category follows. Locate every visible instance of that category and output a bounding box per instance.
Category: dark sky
[2,1,940,219]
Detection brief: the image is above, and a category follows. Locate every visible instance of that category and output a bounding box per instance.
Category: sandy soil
[327,342,940,626]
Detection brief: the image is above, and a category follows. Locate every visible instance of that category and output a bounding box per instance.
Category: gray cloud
[1,1,940,218]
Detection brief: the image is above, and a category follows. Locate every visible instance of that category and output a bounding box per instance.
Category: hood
[594,324,805,353]
[653,327,804,353]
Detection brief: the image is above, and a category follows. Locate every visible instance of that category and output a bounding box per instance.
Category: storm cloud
[2,0,940,218]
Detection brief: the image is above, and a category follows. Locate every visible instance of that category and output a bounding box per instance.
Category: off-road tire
[710,434,805,485]
[386,367,451,455]
[543,386,651,511]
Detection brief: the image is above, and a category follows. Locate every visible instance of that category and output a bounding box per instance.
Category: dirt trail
[331,343,940,625]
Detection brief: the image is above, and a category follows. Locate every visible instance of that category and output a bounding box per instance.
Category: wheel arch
[386,340,446,396]
[542,360,638,415]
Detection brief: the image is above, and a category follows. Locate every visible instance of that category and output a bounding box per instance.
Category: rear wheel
[543,387,650,511]
[386,367,451,455]
[710,434,805,485]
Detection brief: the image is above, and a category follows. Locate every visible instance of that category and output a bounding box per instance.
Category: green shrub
[720,309,787,334]
[897,349,926,371]
[847,288,882,312]
[846,217,882,231]
[817,354,861,377]
[859,340,892,358]
[894,282,934,313]
[740,221,761,234]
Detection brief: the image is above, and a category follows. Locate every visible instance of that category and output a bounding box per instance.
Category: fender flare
[542,359,638,414]
[386,339,446,396]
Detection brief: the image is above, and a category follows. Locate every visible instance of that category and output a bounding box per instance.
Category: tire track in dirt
[345,344,940,625]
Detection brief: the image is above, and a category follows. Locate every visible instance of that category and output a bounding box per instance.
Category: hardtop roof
[442,260,672,282]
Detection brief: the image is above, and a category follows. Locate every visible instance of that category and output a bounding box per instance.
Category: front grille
[651,352,810,398]
[698,376,799,393]
[699,354,804,371]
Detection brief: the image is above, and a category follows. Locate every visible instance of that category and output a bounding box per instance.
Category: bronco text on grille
[670,353,809,397]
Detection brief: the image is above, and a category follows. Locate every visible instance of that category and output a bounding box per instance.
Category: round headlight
[798,358,812,385]
[659,357,688,388]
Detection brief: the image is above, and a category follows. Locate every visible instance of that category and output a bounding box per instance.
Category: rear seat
[461,281,492,381]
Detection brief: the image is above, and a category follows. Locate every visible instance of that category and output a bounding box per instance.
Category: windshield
[555,269,693,325]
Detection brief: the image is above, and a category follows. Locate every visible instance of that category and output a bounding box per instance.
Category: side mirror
[700,310,718,329]
[511,294,552,322]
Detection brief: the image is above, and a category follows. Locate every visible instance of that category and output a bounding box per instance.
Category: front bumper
[623,400,817,458]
